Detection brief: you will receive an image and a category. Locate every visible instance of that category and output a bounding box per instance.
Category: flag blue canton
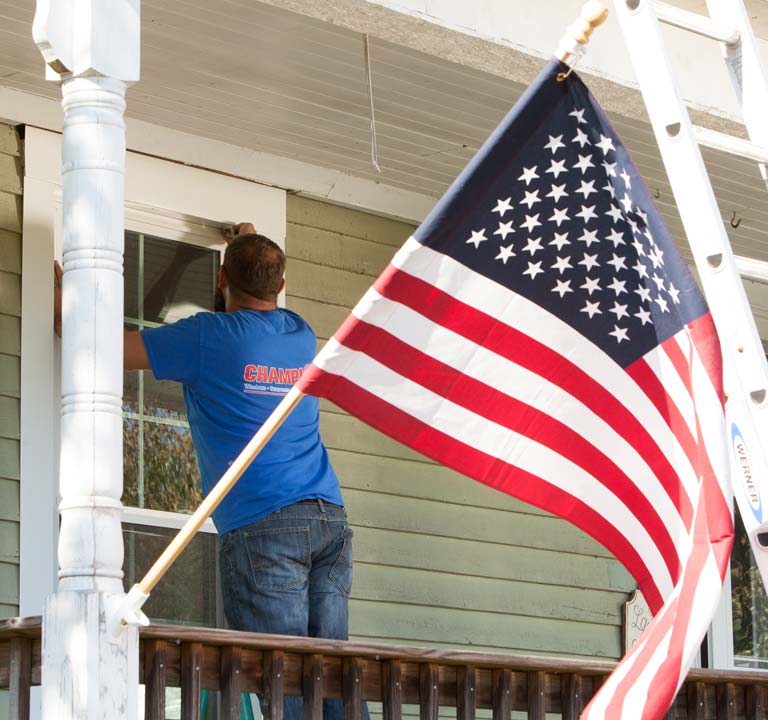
[414,59,708,368]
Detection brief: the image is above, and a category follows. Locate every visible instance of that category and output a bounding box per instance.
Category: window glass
[732,506,768,668]
[122,523,218,627]
[122,230,219,512]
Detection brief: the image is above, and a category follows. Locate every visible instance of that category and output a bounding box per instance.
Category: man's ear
[217,266,227,290]
[278,277,286,295]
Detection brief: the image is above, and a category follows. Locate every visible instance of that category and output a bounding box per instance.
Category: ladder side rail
[705,0,768,186]
[612,0,768,590]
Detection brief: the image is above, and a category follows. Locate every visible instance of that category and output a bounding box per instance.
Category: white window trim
[20,126,286,616]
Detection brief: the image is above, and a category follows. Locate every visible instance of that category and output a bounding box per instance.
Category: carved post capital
[33,0,140,82]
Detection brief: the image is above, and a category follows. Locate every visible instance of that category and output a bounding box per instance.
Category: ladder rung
[735,255,768,285]
[693,126,768,165]
[653,1,740,45]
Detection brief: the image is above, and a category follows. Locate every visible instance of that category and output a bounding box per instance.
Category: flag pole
[554,0,608,65]
[109,385,306,634]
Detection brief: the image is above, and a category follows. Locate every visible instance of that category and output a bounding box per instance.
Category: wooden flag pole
[110,385,305,634]
[555,0,608,64]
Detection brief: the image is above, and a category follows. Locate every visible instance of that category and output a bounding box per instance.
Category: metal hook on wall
[653,188,660,199]
[730,210,742,229]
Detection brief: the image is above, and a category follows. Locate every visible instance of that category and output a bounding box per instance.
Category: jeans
[220,500,363,720]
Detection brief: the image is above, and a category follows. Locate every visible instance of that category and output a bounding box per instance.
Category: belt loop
[318,498,326,513]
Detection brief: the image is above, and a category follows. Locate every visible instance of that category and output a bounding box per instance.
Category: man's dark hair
[222,233,285,301]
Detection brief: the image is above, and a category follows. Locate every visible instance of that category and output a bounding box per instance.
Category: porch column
[32,2,141,718]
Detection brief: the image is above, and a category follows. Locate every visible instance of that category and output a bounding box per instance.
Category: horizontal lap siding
[285,194,634,662]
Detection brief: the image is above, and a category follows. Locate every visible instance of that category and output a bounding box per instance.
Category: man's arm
[125,330,151,371]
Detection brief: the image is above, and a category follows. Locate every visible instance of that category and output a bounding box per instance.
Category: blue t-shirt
[141,309,343,534]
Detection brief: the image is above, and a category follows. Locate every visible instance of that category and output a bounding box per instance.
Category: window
[731,509,768,668]
[121,227,223,627]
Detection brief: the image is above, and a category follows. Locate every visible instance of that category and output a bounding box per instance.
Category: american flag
[297,59,733,719]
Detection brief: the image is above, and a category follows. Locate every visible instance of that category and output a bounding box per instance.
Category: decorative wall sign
[623,589,653,653]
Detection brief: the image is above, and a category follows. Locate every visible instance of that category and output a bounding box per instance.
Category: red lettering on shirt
[244,364,258,382]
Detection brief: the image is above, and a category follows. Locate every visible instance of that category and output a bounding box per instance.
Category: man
[56,225,355,720]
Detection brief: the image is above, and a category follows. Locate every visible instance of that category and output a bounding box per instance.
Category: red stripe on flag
[301,367,665,610]
[687,314,724,407]
[336,317,683,583]
[373,266,694,527]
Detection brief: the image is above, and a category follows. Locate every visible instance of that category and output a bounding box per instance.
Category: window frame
[20,126,286,616]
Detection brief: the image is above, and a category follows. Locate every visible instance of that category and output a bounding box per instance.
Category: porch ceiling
[0,0,766,266]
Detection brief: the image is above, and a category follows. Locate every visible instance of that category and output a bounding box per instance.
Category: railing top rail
[3,616,768,686]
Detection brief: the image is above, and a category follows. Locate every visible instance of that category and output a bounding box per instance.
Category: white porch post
[32,2,141,718]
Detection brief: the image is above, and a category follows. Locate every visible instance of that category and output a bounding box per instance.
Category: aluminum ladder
[611,0,768,666]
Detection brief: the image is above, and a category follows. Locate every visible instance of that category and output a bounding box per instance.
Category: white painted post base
[42,592,139,720]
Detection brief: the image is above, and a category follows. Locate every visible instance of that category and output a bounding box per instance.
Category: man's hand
[221,222,256,244]
[53,260,63,337]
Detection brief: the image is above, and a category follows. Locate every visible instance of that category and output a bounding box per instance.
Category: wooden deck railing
[2,616,768,719]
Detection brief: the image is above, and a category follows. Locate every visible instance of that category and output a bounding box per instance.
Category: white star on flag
[546,159,568,179]
[607,253,627,272]
[581,299,602,318]
[552,256,573,274]
[572,128,590,147]
[495,244,516,264]
[578,253,600,271]
[549,232,570,250]
[605,204,623,223]
[595,134,616,155]
[552,279,573,297]
[521,189,541,209]
[607,277,628,296]
[635,286,652,303]
[544,134,565,153]
[609,301,630,320]
[518,166,540,185]
[520,214,542,232]
[581,276,601,295]
[547,184,568,202]
[606,229,626,247]
[569,107,586,123]
[577,229,599,247]
[608,325,629,342]
[575,205,598,223]
[492,197,514,217]
[523,237,544,255]
[549,207,570,227]
[575,180,597,199]
[466,229,487,248]
[494,221,514,240]
[573,154,595,174]
[522,260,544,279]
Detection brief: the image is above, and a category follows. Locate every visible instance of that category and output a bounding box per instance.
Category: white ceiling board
[0,0,765,264]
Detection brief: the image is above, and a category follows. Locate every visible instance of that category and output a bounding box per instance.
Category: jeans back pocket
[243,526,311,591]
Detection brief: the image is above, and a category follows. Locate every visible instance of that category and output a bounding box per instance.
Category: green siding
[286,194,634,662]
[0,123,21,629]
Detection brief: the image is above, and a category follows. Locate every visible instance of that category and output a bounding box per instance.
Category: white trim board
[0,85,435,224]
[20,126,286,617]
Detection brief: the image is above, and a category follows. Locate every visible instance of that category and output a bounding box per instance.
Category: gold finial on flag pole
[555,0,609,69]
